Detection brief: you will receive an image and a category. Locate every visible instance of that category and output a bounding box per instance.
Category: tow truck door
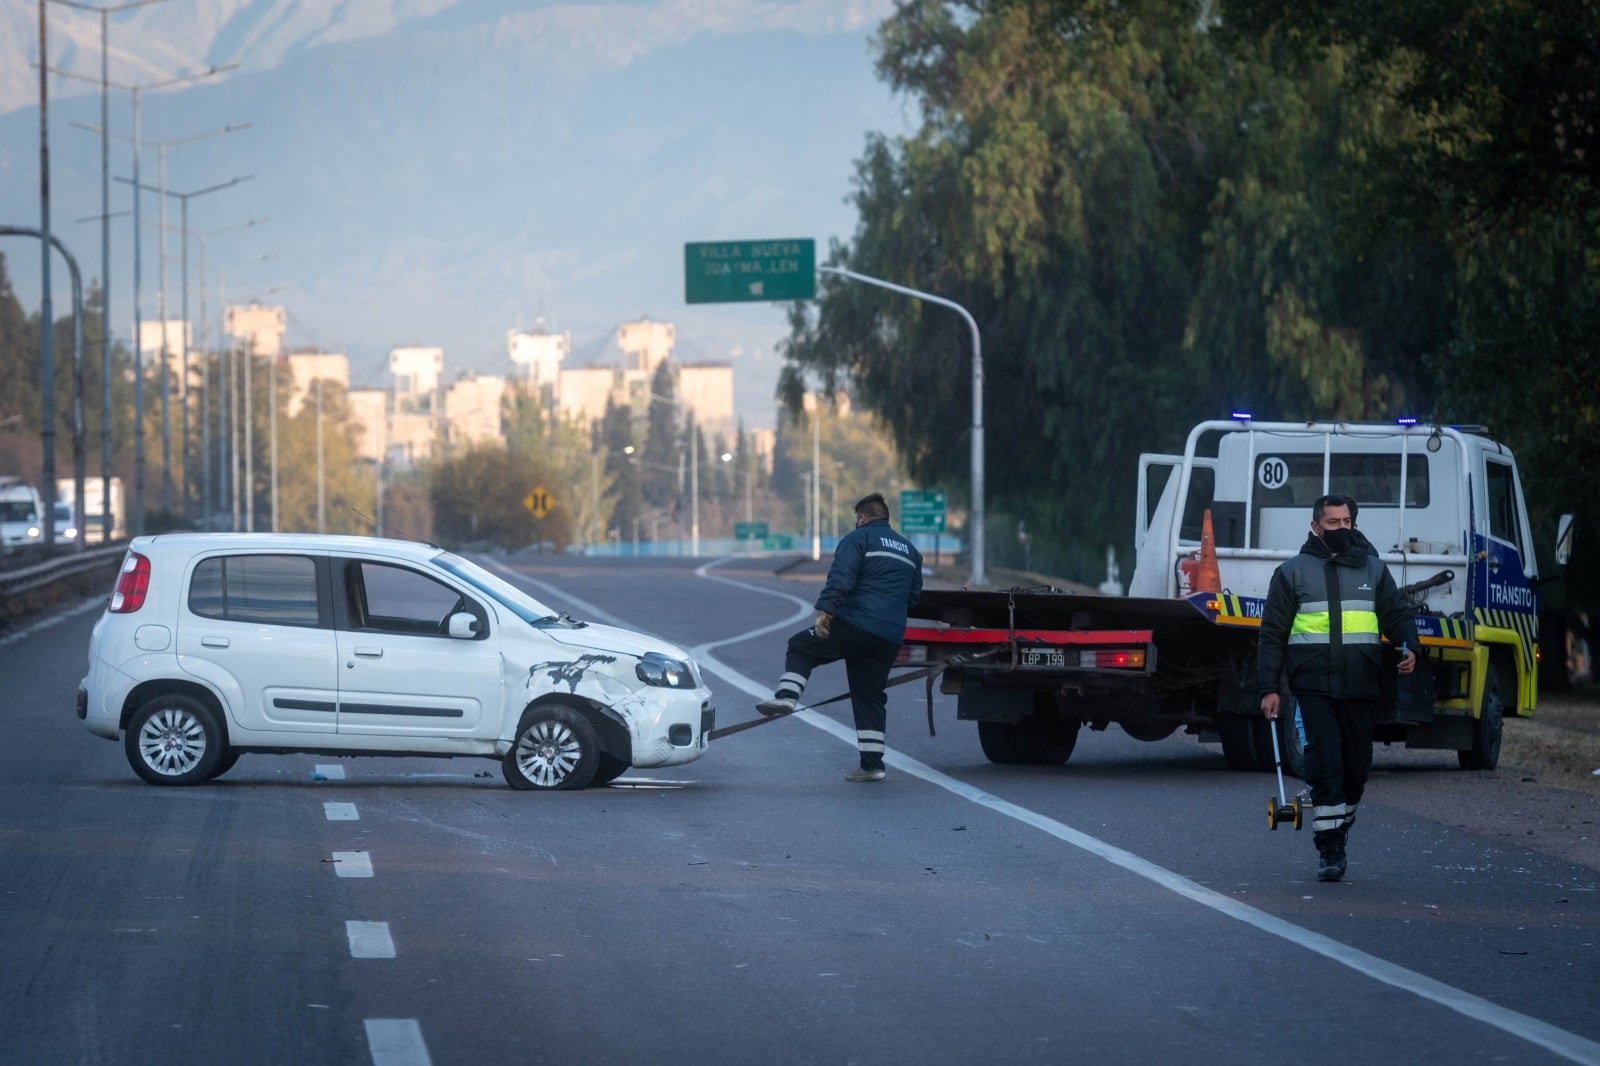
[1472,452,1539,701]
[1132,454,1216,598]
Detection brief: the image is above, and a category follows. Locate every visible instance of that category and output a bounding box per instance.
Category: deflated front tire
[503,704,600,790]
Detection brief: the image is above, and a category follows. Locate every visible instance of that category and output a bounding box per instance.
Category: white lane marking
[324,802,359,821]
[365,1018,431,1066]
[313,764,347,780]
[683,558,1600,1066]
[0,596,104,647]
[347,921,396,959]
[331,851,373,878]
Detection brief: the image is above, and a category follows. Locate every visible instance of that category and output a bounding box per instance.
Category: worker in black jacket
[1258,493,1419,882]
[757,493,924,782]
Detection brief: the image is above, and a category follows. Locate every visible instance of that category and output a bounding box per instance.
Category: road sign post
[684,239,815,304]
[901,489,946,568]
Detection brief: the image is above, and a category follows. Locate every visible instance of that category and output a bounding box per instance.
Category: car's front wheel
[125,694,226,786]
[503,704,600,790]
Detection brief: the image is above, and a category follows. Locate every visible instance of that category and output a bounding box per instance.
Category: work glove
[814,612,833,640]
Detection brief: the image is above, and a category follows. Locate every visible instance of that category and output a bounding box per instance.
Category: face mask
[1322,528,1354,554]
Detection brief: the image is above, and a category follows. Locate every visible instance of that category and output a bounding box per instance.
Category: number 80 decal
[1257,456,1290,490]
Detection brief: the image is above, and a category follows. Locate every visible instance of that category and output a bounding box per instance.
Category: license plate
[1019,646,1065,667]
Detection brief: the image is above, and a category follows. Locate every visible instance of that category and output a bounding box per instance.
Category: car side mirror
[447,611,480,639]
[1554,513,1574,567]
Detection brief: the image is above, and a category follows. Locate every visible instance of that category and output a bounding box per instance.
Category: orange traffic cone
[1194,508,1221,593]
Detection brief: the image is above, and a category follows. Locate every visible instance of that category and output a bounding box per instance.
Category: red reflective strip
[902,627,1152,646]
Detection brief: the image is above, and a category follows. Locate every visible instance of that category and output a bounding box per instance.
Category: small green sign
[763,533,795,551]
[900,489,946,534]
[685,239,816,304]
[735,521,769,540]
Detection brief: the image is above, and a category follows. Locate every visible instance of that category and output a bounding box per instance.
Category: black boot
[1317,837,1347,882]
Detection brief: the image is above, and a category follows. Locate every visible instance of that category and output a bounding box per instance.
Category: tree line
[777,0,1598,609]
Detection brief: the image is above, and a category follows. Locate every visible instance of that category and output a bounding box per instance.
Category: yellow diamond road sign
[524,486,554,519]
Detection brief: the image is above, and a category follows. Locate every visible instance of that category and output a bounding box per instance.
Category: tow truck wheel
[1017,713,1078,766]
[1458,662,1505,771]
[978,720,1026,764]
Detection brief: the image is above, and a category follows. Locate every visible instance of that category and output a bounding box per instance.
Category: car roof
[130,532,446,561]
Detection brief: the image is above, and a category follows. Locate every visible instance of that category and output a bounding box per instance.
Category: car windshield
[0,501,36,522]
[53,503,71,521]
[433,552,564,625]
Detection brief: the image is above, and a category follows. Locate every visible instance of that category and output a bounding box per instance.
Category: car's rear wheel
[503,704,600,790]
[125,694,225,786]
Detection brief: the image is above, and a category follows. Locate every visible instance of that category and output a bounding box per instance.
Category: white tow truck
[899,419,1574,774]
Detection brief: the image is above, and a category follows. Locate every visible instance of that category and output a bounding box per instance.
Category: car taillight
[110,552,151,613]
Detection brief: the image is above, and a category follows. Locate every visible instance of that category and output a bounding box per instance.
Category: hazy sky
[2,0,914,427]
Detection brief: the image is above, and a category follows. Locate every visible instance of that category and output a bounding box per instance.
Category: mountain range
[1,0,911,425]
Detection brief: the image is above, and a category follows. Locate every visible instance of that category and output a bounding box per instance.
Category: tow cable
[708,662,948,741]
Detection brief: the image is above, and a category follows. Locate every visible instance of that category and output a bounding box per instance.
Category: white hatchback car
[78,533,715,789]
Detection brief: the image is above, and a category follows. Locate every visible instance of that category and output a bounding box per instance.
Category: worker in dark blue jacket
[757,493,924,782]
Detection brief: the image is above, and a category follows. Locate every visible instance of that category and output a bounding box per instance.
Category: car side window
[347,560,479,637]
[189,554,322,626]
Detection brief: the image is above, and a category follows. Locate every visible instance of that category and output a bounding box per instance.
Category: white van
[0,479,44,552]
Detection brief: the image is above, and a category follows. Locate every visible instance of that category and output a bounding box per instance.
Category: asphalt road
[2,553,1596,1066]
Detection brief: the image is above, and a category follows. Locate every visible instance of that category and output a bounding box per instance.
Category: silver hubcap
[138,708,208,776]
[515,720,580,787]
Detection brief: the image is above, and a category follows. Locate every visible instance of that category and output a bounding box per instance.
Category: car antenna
[348,506,435,547]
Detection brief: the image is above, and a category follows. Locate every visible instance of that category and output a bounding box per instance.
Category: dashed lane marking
[365,1019,431,1066]
[324,802,359,821]
[347,921,396,959]
[330,851,373,878]
[313,763,347,780]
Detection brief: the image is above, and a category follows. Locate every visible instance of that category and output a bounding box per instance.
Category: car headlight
[636,652,697,689]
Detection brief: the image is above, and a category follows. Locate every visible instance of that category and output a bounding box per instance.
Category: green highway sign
[900,489,946,534]
[735,521,769,540]
[763,533,795,551]
[684,239,816,304]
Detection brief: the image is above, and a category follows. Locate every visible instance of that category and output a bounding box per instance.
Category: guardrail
[0,544,125,600]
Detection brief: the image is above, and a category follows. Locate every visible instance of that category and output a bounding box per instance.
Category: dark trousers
[775,616,899,770]
[1295,693,1377,846]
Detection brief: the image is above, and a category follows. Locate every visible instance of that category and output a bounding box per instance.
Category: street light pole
[50,61,237,533]
[817,265,986,585]
[47,0,167,531]
[117,169,253,517]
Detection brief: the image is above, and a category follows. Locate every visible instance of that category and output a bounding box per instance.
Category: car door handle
[352,646,384,659]
[201,636,230,648]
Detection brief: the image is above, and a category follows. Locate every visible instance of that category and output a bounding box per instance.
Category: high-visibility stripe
[857,730,886,742]
[858,741,886,753]
[1292,613,1331,635]
[864,550,917,567]
[1342,610,1379,634]
[1312,803,1348,833]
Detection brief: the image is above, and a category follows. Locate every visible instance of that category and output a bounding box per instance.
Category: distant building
[224,304,285,356]
[283,350,349,418]
[445,374,506,448]
[617,318,674,374]
[137,320,190,358]
[677,363,735,440]
[556,367,621,425]
[507,325,569,389]
[348,389,389,464]
[389,347,444,402]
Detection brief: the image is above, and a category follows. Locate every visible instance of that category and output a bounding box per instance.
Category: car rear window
[189,554,321,626]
